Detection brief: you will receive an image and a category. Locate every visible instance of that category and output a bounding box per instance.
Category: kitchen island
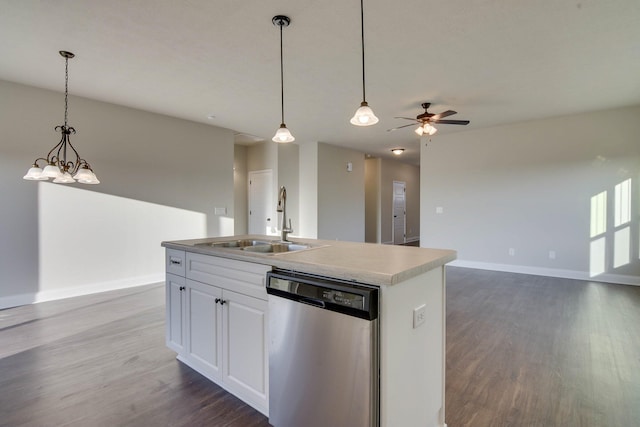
[162,235,456,427]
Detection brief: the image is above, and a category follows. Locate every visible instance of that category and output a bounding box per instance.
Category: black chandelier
[23,51,99,184]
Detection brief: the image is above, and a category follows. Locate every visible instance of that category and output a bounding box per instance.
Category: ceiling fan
[387,102,470,135]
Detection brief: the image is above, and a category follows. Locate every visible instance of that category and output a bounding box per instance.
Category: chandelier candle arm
[350,0,378,126]
[22,51,99,184]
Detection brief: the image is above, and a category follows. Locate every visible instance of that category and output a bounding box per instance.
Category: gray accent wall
[234,145,248,235]
[318,143,365,242]
[420,105,640,284]
[0,80,235,308]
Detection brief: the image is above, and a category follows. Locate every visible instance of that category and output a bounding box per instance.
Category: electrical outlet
[549,250,556,259]
[436,206,443,214]
[214,207,227,215]
[508,248,515,256]
[413,304,426,329]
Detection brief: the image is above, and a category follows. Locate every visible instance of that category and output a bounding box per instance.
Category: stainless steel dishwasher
[266,270,379,427]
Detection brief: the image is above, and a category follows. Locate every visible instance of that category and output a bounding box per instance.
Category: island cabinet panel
[222,289,269,413]
[165,273,186,354]
[186,252,270,300]
[185,279,223,381]
[166,249,186,276]
[165,251,271,416]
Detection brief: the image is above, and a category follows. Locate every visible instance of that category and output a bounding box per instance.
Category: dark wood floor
[1,268,638,426]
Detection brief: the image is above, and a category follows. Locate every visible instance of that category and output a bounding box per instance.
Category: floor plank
[1,269,639,426]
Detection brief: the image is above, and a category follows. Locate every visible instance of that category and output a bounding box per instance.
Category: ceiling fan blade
[430,110,457,121]
[387,123,418,132]
[393,117,419,121]
[432,119,470,125]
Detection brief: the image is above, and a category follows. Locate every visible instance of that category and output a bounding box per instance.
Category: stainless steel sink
[196,239,315,254]
[242,242,311,254]
[197,239,271,249]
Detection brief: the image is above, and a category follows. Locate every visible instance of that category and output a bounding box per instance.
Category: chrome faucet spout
[277,186,293,241]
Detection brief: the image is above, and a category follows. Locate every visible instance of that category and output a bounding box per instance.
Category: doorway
[392,181,406,245]
[248,170,273,235]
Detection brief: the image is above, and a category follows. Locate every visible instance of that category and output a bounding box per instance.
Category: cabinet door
[186,279,223,381]
[165,274,186,354]
[222,289,269,413]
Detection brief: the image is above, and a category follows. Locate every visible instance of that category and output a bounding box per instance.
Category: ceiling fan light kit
[388,102,470,137]
[415,123,437,136]
[23,51,100,184]
[350,0,378,127]
[272,15,295,143]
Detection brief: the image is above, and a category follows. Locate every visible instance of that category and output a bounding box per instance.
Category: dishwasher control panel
[321,289,364,309]
[266,271,378,320]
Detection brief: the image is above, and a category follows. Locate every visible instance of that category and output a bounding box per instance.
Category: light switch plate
[413,304,426,329]
[214,207,226,215]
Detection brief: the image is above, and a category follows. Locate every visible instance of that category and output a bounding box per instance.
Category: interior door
[248,170,273,235]
[392,181,406,245]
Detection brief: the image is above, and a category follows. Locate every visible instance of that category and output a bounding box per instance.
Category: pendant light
[23,51,99,184]
[272,15,295,143]
[350,0,378,126]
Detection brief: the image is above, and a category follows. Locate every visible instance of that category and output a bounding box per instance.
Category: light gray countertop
[162,235,456,286]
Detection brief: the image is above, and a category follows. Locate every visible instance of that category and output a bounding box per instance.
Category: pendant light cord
[360,0,366,103]
[279,22,285,125]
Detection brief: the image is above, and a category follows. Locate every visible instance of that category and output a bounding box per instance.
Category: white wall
[365,157,420,244]
[298,141,318,238]
[318,143,365,242]
[278,143,299,236]
[0,80,235,308]
[420,106,640,285]
[365,158,381,243]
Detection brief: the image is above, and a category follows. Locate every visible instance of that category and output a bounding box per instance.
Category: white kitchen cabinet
[165,252,270,415]
[184,278,223,381]
[222,289,268,413]
[165,273,186,354]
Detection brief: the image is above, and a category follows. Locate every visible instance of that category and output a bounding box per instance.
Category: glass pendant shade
[23,166,48,180]
[53,171,75,184]
[414,126,425,136]
[76,169,100,184]
[350,102,379,126]
[42,164,63,178]
[272,124,295,143]
[73,167,92,181]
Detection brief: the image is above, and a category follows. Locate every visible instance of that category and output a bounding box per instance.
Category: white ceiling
[1,0,639,165]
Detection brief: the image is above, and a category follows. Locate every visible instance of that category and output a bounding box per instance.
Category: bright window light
[614,179,631,227]
[590,237,606,277]
[590,191,607,238]
[613,227,630,268]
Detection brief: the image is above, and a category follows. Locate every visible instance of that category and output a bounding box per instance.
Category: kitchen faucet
[277,186,293,242]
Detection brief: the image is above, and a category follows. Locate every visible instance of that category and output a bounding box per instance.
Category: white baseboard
[449,260,640,286]
[0,273,165,310]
